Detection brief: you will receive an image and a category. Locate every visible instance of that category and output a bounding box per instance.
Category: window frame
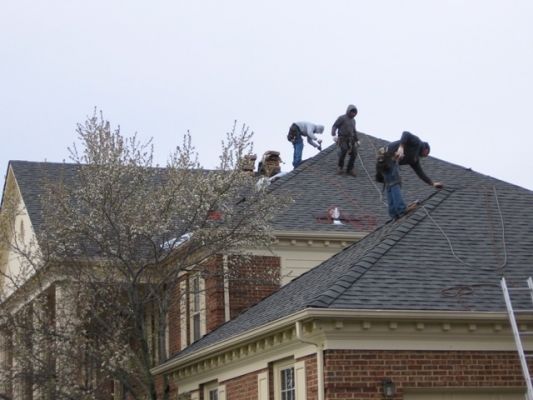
[203,381,219,400]
[180,272,207,348]
[273,359,295,400]
[273,358,306,400]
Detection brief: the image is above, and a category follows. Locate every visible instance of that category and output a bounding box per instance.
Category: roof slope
[266,132,509,232]
[6,160,82,236]
[174,178,533,359]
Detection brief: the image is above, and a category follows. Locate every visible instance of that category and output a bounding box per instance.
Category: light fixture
[382,378,396,398]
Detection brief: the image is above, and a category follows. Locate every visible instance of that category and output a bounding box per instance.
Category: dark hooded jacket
[385,131,433,185]
[331,104,358,141]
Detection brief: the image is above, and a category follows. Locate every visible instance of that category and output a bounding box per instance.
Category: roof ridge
[306,188,454,308]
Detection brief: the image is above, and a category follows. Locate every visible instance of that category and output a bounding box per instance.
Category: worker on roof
[331,104,359,177]
[287,122,324,169]
[376,131,443,219]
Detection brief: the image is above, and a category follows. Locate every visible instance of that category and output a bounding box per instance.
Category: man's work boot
[347,169,357,177]
[405,200,420,213]
[336,167,343,175]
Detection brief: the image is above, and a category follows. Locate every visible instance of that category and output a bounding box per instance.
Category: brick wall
[324,349,527,399]
[166,254,280,355]
[224,368,266,400]
[202,254,281,335]
[167,280,183,355]
[204,255,226,333]
[303,354,318,400]
[227,255,280,319]
[223,355,317,400]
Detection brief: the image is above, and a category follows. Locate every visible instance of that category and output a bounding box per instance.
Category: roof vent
[329,207,343,225]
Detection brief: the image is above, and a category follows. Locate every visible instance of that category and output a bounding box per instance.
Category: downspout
[295,321,324,400]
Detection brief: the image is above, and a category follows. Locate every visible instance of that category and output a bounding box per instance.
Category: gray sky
[1,0,532,191]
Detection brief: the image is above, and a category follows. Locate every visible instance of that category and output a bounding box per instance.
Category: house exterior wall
[227,255,280,319]
[254,234,362,285]
[220,356,319,400]
[166,254,281,356]
[323,349,526,400]
[223,368,265,400]
[162,315,531,400]
[180,350,526,400]
[0,170,40,298]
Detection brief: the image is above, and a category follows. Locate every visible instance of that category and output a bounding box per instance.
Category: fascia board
[151,307,510,375]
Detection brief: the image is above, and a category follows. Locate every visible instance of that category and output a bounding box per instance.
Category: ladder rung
[513,309,533,313]
[509,287,533,292]
[520,332,533,335]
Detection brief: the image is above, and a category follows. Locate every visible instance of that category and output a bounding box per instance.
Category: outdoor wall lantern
[381,378,396,398]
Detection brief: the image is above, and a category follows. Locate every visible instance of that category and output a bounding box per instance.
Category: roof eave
[151,307,510,375]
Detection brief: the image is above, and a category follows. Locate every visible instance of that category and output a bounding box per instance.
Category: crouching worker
[376,131,443,219]
[287,122,324,169]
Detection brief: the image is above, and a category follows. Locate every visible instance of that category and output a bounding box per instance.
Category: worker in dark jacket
[376,131,443,219]
[331,104,359,176]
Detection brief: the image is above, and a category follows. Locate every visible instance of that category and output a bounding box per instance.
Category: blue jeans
[383,163,406,219]
[292,139,303,168]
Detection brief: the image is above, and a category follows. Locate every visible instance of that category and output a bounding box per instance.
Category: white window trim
[189,273,206,343]
[179,279,187,350]
[203,381,219,400]
[273,358,306,400]
[223,255,230,322]
[258,371,269,400]
[218,384,226,400]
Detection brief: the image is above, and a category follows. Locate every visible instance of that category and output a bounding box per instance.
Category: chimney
[239,154,257,175]
[258,151,281,178]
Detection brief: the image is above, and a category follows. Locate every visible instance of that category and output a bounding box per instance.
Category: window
[208,388,218,400]
[204,381,219,400]
[273,359,306,400]
[180,272,207,348]
[191,275,201,341]
[280,366,295,400]
[145,302,168,366]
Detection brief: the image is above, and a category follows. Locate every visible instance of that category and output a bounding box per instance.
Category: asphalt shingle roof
[6,160,82,236]
[172,145,533,359]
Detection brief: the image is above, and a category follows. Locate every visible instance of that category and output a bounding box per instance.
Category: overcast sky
[1,0,532,191]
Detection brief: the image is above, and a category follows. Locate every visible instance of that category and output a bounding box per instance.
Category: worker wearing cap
[331,104,359,176]
[287,122,324,169]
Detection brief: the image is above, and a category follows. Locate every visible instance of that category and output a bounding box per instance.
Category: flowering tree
[0,111,286,400]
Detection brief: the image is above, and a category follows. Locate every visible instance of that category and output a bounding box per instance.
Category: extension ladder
[501,277,533,400]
